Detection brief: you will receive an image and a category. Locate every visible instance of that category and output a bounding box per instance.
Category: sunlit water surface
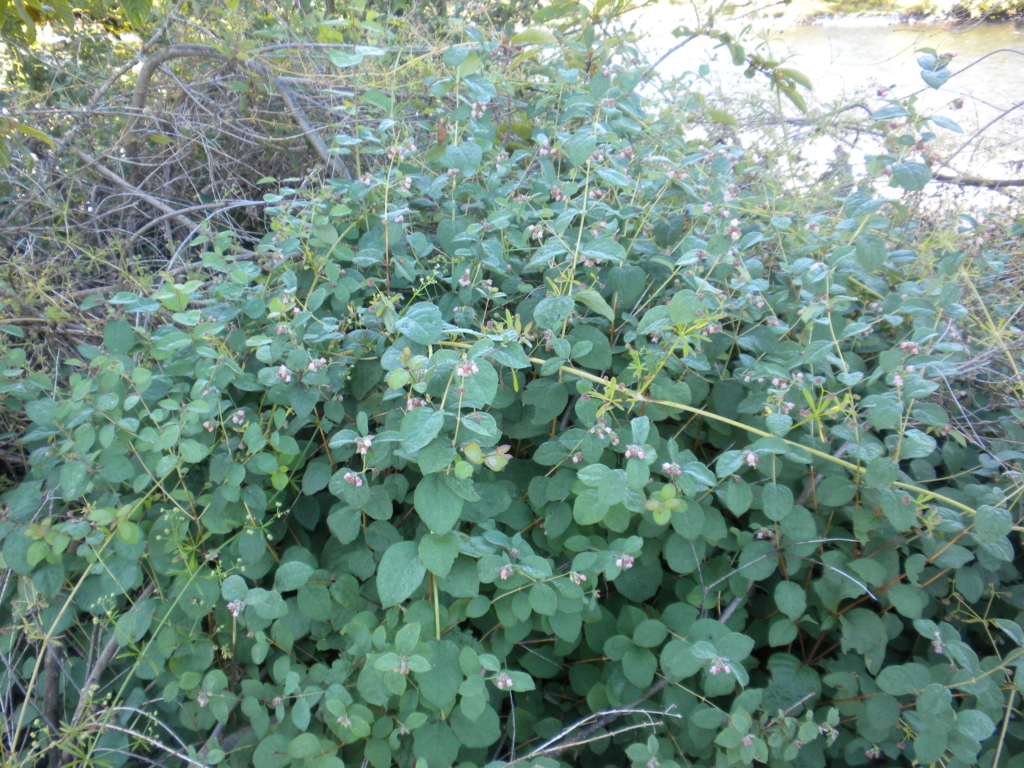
[629,8,1024,204]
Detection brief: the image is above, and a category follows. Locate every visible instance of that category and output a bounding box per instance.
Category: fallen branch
[125,43,351,181]
[272,76,350,179]
[72,150,202,232]
[253,41,475,56]
[933,174,1024,188]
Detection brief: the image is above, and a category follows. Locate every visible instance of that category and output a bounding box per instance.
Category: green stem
[438,340,987,518]
[432,573,440,641]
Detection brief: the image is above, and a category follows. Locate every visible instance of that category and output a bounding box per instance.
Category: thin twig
[124,44,233,162]
[124,43,352,181]
[44,644,60,768]
[71,150,202,232]
[127,199,270,249]
[796,443,849,506]
[507,581,747,764]
[504,707,679,767]
[66,584,157,731]
[534,720,672,753]
[200,716,277,758]
[718,579,755,624]
[792,555,878,601]
[39,0,187,179]
[272,77,350,179]
[640,35,699,83]
[92,723,209,768]
[942,98,1024,167]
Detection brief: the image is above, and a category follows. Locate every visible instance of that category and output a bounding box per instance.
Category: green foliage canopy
[1,6,1022,768]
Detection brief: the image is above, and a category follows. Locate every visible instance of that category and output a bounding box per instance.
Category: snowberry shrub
[1,8,1021,768]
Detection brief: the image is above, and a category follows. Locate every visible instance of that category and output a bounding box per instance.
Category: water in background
[631,8,1024,196]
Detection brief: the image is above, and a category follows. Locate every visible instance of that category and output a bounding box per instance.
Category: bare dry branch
[125,44,233,162]
[72,150,202,231]
[271,76,350,179]
[41,0,189,178]
[933,174,1024,188]
[498,581,752,766]
[66,583,157,732]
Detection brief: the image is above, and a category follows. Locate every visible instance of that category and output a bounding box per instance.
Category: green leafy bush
[2,8,1023,768]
